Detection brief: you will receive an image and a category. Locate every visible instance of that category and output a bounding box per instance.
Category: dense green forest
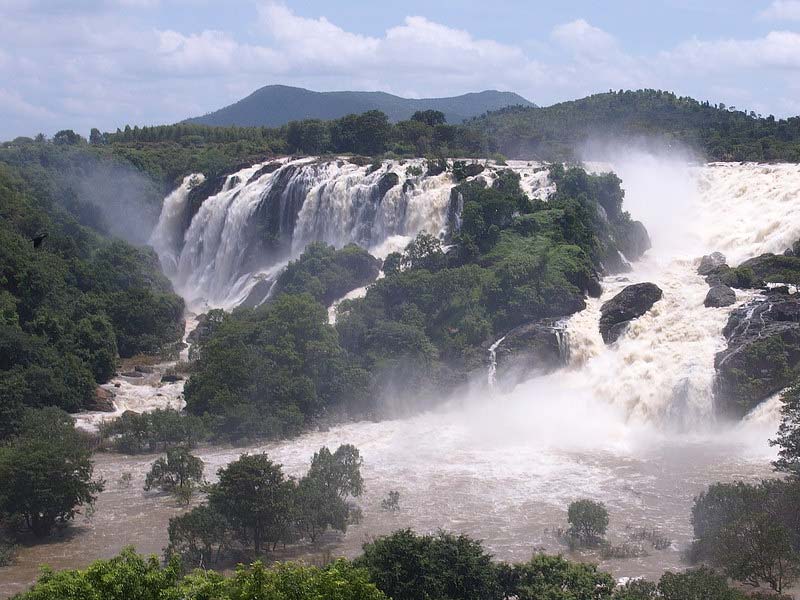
[468,89,800,162]
[0,148,184,438]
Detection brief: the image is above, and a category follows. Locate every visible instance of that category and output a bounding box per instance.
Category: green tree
[207,453,294,554]
[567,499,609,546]
[412,109,447,126]
[502,553,615,600]
[772,382,800,477]
[356,529,500,600]
[144,446,204,505]
[0,408,104,537]
[166,504,230,568]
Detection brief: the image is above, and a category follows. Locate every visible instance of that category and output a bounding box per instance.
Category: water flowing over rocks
[704,284,736,308]
[599,282,663,344]
[714,292,800,416]
[492,320,569,385]
[698,252,727,276]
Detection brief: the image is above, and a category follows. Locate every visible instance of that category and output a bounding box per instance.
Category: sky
[2,0,800,140]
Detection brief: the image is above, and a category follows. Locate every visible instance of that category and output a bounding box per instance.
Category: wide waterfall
[151,157,460,309]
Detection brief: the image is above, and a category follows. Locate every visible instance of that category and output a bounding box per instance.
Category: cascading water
[152,157,459,309]
[487,336,507,386]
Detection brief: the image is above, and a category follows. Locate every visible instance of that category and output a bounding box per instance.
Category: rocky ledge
[714,290,800,417]
[493,320,570,384]
[599,282,663,344]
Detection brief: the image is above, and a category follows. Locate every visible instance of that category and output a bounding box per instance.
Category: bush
[100,408,206,453]
[144,446,204,505]
[567,499,609,546]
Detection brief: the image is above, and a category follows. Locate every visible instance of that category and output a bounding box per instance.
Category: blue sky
[2,0,800,139]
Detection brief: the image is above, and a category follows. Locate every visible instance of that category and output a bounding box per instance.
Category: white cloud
[759,0,800,21]
[1,1,799,140]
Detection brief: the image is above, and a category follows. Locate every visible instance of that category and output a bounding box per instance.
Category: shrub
[567,499,609,546]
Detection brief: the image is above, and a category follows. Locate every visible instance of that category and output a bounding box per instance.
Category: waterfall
[154,157,473,309]
[487,335,506,386]
[149,173,204,276]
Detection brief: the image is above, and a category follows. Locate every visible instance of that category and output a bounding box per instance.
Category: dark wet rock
[784,248,795,257]
[376,172,399,198]
[426,160,447,176]
[463,163,485,178]
[704,285,736,308]
[494,320,570,383]
[698,252,727,276]
[348,156,372,166]
[114,382,121,388]
[739,253,800,286]
[617,220,652,263]
[161,374,183,383]
[715,295,800,417]
[599,282,663,344]
[246,161,282,185]
[87,386,115,412]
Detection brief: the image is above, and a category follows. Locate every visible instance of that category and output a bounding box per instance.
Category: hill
[468,89,800,162]
[185,85,534,127]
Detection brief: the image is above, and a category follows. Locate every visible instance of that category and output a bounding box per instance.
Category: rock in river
[599,282,663,344]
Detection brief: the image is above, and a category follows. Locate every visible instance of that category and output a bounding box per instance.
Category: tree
[207,453,293,553]
[772,382,800,477]
[292,445,364,542]
[166,504,230,568]
[53,129,84,145]
[357,529,500,600]
[658,567,744,600]
[567,499,609,546]
[0,408,104,537]
[144,446,204,505]
[401,232,445,271]
[503,554,615,600]
[411,109,446,127]
[89,128,103,145]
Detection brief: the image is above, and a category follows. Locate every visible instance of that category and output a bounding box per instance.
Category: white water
[487,335,506,386]
[152,157,474,309]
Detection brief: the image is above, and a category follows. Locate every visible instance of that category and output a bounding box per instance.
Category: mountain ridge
[184,84,535,127]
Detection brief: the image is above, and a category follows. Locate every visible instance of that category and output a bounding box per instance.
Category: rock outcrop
[704,285,736,308]
[87,386,115,412]
[714,294,800,416]
[599,282,663,344]
[493,320,570,383]
[698,252,727,276]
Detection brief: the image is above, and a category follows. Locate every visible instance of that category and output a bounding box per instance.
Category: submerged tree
[144,446,204,505]
[567,499,609,546]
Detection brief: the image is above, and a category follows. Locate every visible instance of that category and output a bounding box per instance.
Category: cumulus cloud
[0,1,799,140]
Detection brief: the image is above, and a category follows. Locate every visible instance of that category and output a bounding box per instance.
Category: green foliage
[273,242,380,306]
[658,567,746,600]
[144,447,204,505]
[100,408,206,454]
[184,293,368,441]
[356,529,500,600]
[691,479,800,592]
[0,408,104,537]
[500,553,615,600]
[207,453,294,554]
[166,504,231,568]
[0,159,184,433]
[469,89,800,162]
[567,499,609,546]
[772,382,800,477]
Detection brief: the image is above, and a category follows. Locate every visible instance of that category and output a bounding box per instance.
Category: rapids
[2,159,799,598]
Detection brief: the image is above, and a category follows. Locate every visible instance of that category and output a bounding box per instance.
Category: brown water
[0,412,775,598]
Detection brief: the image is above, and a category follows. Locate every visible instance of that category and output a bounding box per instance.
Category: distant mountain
[185,85,535,127]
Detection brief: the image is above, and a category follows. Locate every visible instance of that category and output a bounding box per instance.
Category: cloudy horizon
[2,0,800,139]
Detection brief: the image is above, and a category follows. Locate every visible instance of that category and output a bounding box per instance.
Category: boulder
[714,295,800,416]
[698,252,727,276]
[376,172,399,199]
[120,370,144,378]
[87,386,115,412]
[599,282,663,344]
[739,253,800,286]
[246,161,282,185]
[493,320,570,384]
[617,220,652,263]
[704,285,736,308]
[161,374,183,383]
[463,163,485,178]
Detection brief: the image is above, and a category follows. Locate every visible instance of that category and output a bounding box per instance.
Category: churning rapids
[2,156,800,597]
